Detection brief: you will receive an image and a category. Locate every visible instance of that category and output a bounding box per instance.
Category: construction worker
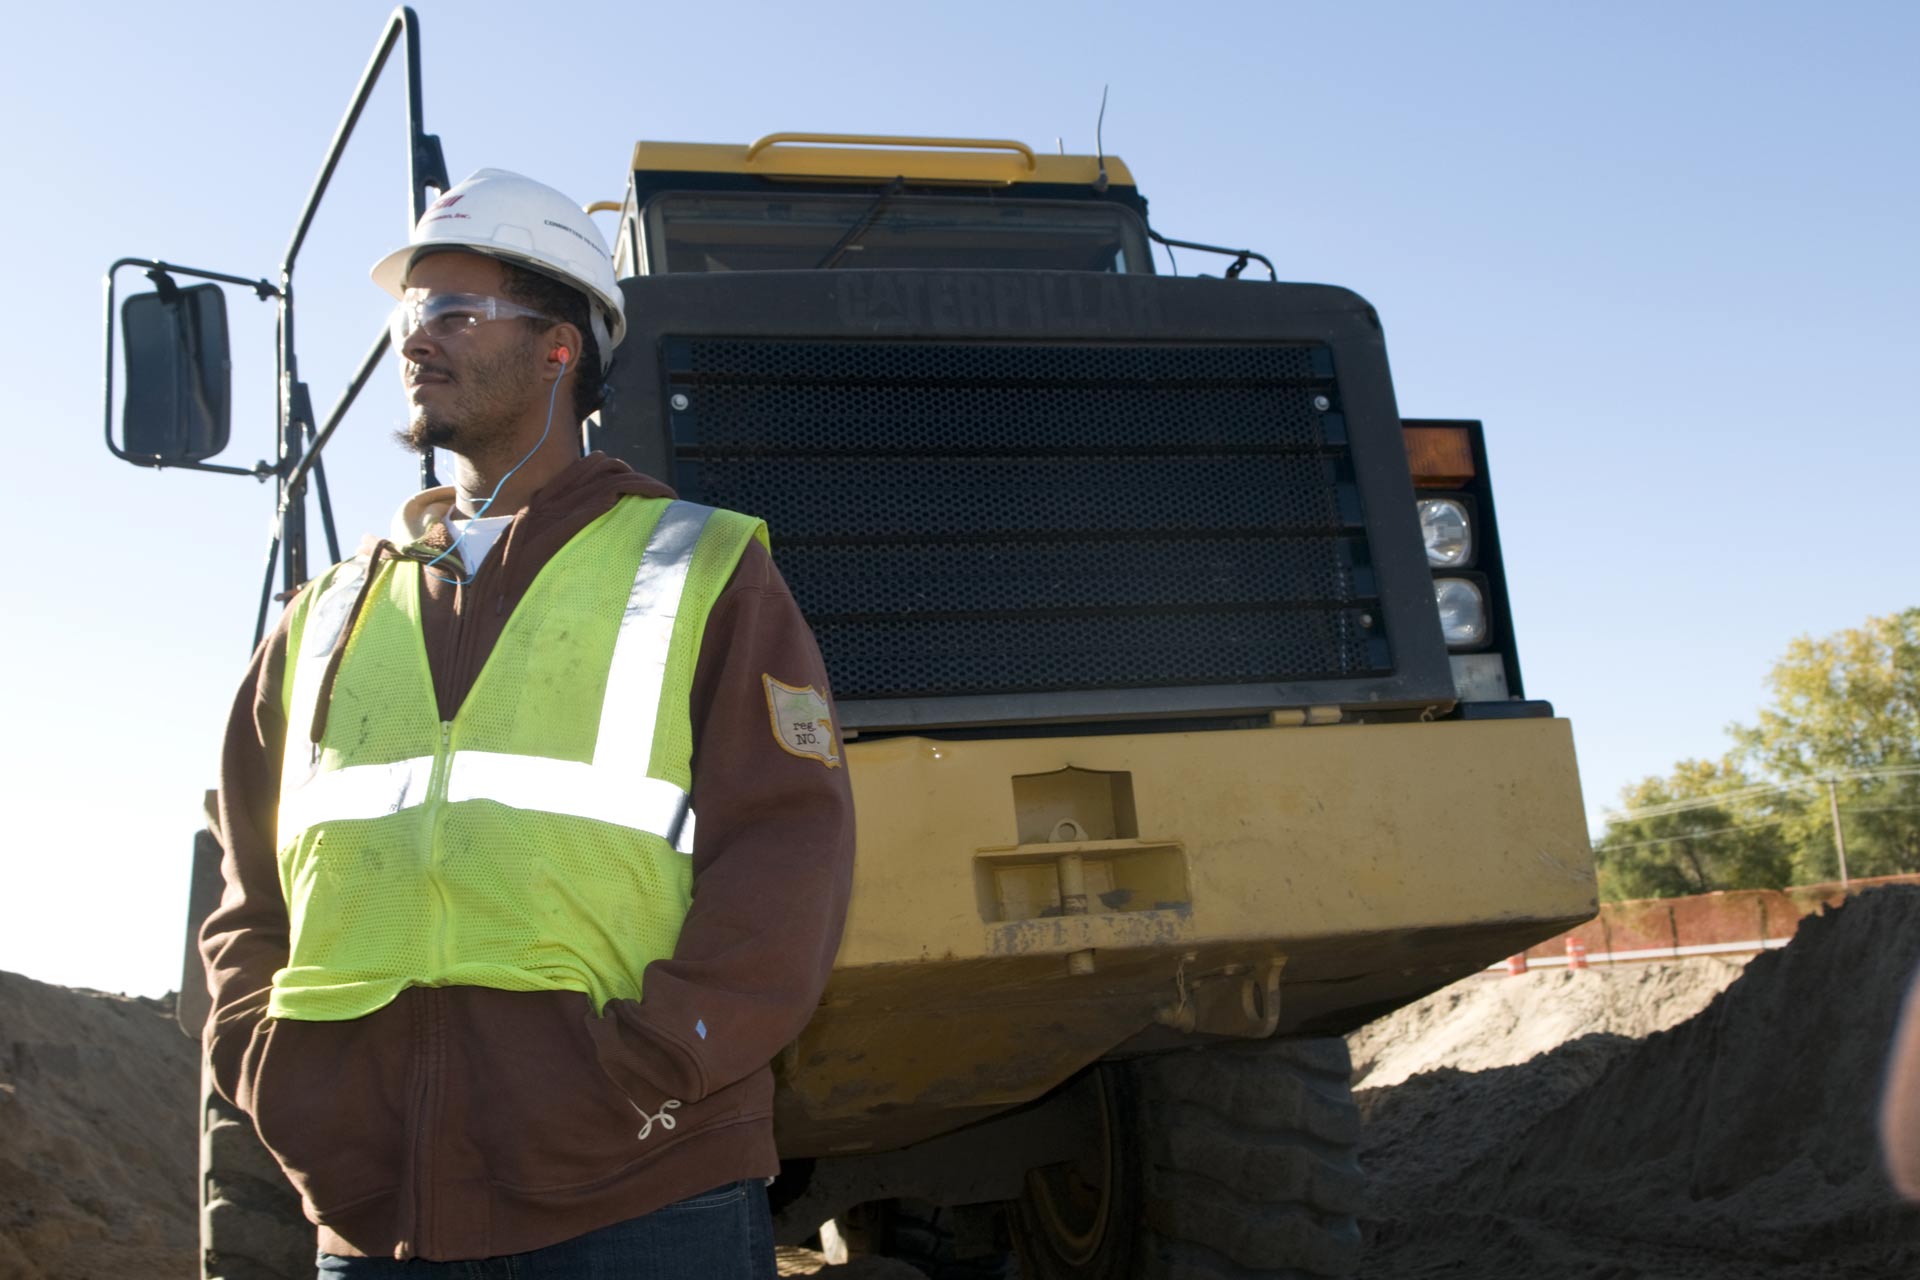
[199,169,856,1277]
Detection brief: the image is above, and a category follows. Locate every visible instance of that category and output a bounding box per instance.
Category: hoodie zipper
[394,986,444,1261]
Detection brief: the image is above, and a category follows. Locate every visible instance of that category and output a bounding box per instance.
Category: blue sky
[2,0,1913,995]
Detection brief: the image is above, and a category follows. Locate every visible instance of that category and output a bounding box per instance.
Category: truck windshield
[645,192,1152,274]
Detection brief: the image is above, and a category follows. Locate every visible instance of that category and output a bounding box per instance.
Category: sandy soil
[1355,886,1920,1279]
[0,973,198,1279]
[8,890,1920,1279]
[1349,954,1747,1090]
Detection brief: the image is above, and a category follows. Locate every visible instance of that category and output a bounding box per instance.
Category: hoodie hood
[392,485,460,548]
[370,453,678,559]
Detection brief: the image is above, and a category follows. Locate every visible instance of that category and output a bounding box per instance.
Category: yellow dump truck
[103,12,1593,1278]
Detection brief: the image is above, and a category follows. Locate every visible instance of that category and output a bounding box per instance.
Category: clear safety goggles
[389,289,556,347]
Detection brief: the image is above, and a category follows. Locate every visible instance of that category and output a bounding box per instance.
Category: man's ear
[545,321,586,378]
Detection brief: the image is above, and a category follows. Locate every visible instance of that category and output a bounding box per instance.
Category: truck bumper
[777,716,1593,1155]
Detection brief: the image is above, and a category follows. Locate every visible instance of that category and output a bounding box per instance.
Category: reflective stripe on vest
[278,500,716,853]
[282,557,369,748]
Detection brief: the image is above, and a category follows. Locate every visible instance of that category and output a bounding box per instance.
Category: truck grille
[664,337,1389,703]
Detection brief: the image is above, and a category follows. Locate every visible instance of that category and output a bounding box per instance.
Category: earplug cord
[422,358,567,586]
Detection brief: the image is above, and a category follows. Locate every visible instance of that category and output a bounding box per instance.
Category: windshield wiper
[815,176,906,269]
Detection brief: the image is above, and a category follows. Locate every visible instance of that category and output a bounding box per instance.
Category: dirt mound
[0,971,199,1279]
[1350,956,1746,1090]
[1360,887,1920,1278]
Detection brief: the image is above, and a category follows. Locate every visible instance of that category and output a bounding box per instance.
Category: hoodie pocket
[246,1015,406,1217]
[458,989,699,1195]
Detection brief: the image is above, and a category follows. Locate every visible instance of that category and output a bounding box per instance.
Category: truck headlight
[1418,498,1471,567]
[1433,578,1487,647]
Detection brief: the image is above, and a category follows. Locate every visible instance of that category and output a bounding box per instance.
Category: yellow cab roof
[629,134,1137,189]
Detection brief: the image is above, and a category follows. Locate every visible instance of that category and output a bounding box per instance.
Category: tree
[1596,608,1920,898]
[1595,755,1793,900]
[1730,606,1920,883]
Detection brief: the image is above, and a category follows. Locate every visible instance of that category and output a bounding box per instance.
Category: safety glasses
[389,290,556,347]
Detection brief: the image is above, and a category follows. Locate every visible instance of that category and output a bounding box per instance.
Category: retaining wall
[1518,873,1920,966]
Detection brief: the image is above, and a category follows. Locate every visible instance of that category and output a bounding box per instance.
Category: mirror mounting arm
[144,268,181,305]
[104,8,446,653]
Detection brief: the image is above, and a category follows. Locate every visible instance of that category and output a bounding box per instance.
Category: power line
[1597,815,1795,852]
[1608,764,1920,823]
[1595,802,1920,852]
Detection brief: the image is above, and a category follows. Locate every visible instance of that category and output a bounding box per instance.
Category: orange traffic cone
[1566,937,1589,970]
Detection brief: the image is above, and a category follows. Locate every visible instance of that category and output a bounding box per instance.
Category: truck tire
[1011,1037,1363,1279]
[201,1059,313,1280]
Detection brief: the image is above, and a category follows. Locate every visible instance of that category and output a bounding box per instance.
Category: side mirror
[119,281,231,464]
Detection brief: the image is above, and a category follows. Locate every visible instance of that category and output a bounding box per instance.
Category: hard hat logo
[370,168,627,365]
[541,218,603,256]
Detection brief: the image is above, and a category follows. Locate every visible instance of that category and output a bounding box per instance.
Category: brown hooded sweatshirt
[199,453,856,1261]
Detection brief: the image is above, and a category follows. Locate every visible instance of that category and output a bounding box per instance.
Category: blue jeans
[314,1181,774,1279]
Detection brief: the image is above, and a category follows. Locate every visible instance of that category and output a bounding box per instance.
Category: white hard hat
[370,168,626,364]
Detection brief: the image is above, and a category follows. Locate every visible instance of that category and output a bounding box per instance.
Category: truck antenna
[1093,85,1110,193]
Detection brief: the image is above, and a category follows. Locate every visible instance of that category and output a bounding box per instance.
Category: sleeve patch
[763,674,841,768]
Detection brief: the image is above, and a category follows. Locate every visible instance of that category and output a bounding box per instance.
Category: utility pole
[1826,777,1851,887]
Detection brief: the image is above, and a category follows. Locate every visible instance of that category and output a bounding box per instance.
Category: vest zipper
[426,720,454,973]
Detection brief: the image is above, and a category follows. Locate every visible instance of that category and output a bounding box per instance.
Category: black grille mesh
[667,338,1386,704]
[685,382,1330,454]
[813,610,1378,700]
[684,338,1323,384]
[776,537,1369,616]
[682,456,1345,540]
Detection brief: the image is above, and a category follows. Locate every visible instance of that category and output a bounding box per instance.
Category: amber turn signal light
[1403,426,1476,488]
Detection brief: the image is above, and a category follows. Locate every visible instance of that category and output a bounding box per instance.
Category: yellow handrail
[744,133,1038,171]
[583,200,623,215]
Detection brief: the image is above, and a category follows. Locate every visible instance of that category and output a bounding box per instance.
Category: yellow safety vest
[269,497,766,1021]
